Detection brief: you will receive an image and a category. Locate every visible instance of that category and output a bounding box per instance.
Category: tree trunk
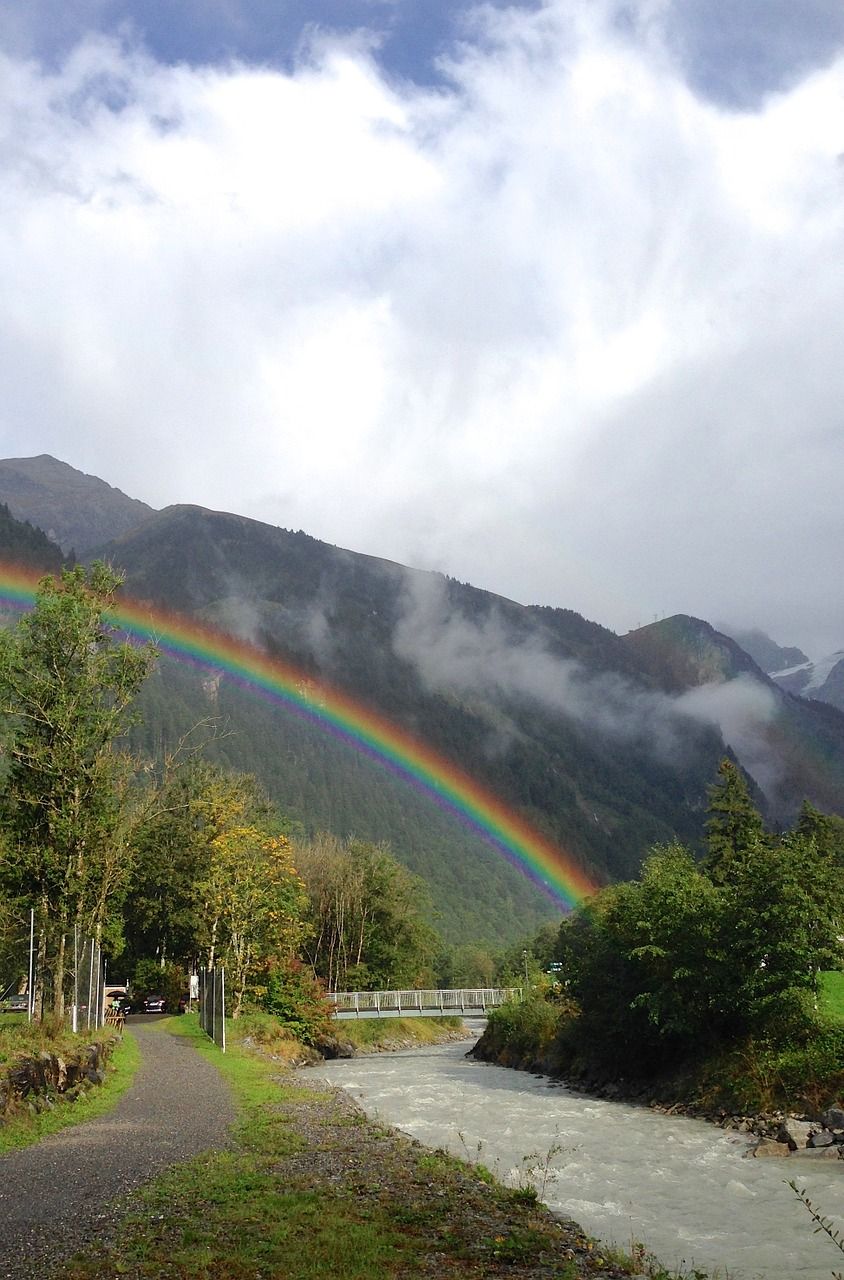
[53,929,66,1020]
[33,898,49,1022]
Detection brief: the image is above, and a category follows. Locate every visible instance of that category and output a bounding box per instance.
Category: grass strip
[57,1015,696,1279]
[338,1014,465,1051]
[0,1029,139,1153]
[820,970,844,1024]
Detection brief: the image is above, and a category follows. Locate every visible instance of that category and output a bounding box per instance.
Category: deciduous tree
[0,564,156,1016]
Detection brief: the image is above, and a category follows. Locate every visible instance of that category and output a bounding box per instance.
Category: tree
[0,564,156,1016]
[704,758,767,884]
[295,834,439,991]
[125,761,277,970]
[200,825,307,1018]
[795,800,844,866]
[722,830,844,1020]
[558,844,728,1067]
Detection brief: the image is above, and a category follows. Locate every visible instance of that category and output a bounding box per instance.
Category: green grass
[820,971,844,1024]
[57,1015,699,1280]
[0,1029,139,1153]
[59,1015,414,1279]
[0,1014,117,1065]
[339,1014,464,1050]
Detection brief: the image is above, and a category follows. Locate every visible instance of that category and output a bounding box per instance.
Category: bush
[696,1021,844,1114]
[485,992,562,1058]
[261,961,332,1045]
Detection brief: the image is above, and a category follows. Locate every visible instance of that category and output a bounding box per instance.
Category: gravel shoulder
[0,1018,234,1279]
[280,1069,640,1278]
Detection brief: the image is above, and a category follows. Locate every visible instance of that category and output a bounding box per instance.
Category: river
[312,1039,844,1280]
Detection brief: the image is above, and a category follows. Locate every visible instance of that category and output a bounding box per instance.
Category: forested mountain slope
[97,504,731,887]
[4,459,844,943]
[622,615,844,817]
[0,503,66,573]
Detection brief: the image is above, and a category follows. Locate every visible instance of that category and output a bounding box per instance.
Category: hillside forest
[3,457,844,955]
[1,564,842,1085]
[0,565,554,1029]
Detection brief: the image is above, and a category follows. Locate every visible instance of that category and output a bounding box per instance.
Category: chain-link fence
[70,933,105,1032]
[0,904,33,1016]
[198,967,226,1052]
[11,923,106,1028]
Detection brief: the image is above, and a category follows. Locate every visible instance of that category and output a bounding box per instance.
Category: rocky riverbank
[471,1028,844,1156]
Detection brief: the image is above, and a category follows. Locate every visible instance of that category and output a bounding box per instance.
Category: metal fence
[70,932,105,1031]
[198,967,226,1052]
[40,930,105,1030]
[3,914,108,1028]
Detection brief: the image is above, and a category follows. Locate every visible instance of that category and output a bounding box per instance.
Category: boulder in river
[749,1137,790,1158]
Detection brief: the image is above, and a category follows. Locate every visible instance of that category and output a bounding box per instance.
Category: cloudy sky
[1,1,843,658]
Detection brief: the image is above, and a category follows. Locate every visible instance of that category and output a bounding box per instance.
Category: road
[0,1019,234,1278]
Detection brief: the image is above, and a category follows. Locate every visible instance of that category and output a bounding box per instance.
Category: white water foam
[312,1042,844,1280]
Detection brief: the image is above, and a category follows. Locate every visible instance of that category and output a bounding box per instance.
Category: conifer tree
[704,758,767,884]
[795,799,844,865]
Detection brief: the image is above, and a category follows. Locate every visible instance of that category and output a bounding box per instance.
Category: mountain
[713,621,844,717]
[622,616,844,817]
[4,456,844,944]
[715,625,809,674]
[770,651,844,714]
[0,503,66,574]
[0,455,155,554]
[97,505,729,917]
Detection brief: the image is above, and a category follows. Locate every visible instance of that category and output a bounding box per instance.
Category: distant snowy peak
[772,651,844,711]
[716,625,808,674]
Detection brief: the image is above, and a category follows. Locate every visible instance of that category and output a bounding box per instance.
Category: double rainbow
[0,563,596,910]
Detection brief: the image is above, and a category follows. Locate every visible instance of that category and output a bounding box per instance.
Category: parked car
[142,994,167,1014]
[0,994,28,1014]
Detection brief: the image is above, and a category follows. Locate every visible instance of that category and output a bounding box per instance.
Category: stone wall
[0,1040,114,1120]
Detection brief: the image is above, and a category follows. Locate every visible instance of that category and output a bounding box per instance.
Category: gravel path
[0,1019,235,1279]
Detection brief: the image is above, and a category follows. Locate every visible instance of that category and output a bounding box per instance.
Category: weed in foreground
[788,1180,844,1280]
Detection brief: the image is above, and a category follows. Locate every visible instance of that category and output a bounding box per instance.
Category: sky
[1,1,844,659]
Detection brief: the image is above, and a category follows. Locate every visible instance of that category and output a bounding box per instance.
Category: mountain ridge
[2,457,844,943]
[0,454,155,554]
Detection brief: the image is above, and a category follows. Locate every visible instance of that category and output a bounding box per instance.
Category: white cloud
[1,3,844,654]
[392,569,784,797]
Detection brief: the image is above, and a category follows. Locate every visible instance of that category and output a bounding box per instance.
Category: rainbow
[0,562,596,910]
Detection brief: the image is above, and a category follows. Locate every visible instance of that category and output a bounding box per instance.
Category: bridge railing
[327,987,522,1018]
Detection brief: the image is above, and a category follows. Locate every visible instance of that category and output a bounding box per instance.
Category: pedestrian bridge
[327,987,522,1019]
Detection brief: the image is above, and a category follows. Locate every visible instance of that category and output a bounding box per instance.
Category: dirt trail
[0,1019,234,1279]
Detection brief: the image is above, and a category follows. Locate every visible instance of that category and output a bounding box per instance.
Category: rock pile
[749,1106,844,1159]
[0,1041,113,1119]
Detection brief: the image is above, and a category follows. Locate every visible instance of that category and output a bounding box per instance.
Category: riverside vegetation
[2,564,843,1276]
[476,762,844,1120]
[54,1015,705,1280]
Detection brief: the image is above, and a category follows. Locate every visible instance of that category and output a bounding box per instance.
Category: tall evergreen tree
[704,758,767,884]
[795,799,844,866]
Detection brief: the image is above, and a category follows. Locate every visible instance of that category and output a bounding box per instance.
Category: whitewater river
[312,1040,844,1280]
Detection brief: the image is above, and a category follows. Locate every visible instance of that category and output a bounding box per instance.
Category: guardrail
[327,987,522,1019]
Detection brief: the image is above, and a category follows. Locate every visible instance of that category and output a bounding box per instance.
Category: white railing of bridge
[327,987,522,1018]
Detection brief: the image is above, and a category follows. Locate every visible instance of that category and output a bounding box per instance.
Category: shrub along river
[312,1041,844,1280]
